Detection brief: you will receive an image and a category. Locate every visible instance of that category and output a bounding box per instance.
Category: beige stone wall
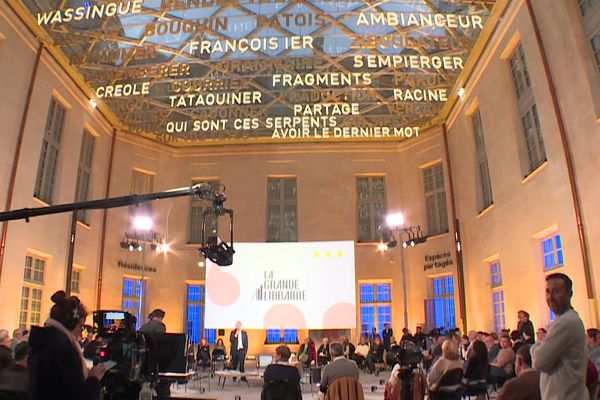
[446,0,600,332]
[0,2,113,330]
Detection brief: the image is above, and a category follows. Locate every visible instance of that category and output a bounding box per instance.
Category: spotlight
[133,216,152,231]
[198,259,205,268]
[402,242,408,248]
[89,99,97,108]
[137,244,143,252]
[410,240,415,247]
[457,87,465,98]
[377,242,388,251]
[162,243,170,253]
[129,244,134,252]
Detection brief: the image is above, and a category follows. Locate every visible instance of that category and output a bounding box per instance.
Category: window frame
[472,109,493,212]
[359,282,392,338]
[122,277,145,330]
[541,233,564,271]
[34,97,66,204]
[266,177,298,242]
[74,130,95,225]
[356,176,387,243]
[265,329,299,345]
[185,284,216,344]
[509,44,547,177]
[423,164,449,236]
[431,275,455,331]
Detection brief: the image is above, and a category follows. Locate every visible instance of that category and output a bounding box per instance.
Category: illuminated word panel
[27,0,496,144]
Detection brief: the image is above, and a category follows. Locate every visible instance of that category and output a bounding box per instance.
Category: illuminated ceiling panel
[15,0,498,146]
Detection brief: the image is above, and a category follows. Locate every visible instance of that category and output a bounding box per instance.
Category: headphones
[64,296,83,330]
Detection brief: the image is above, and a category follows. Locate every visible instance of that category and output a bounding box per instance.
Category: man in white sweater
[531,273,588,400]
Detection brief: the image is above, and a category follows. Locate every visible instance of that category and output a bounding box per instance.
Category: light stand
[380,214,427,331]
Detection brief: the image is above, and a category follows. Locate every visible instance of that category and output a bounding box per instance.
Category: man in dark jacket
[140,309,166,334]
[0,341,29,395]
[230,321,249,374]
[382,323,394,351]
[517,310,535,343]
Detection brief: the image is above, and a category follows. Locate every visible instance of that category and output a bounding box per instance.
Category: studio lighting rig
[0,183,235,266]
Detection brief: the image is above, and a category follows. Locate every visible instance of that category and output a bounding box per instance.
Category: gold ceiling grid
[18,0,497,146]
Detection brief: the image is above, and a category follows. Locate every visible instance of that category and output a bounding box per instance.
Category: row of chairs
[429,369,490,400]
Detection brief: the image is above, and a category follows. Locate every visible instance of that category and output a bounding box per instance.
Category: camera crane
[0,183,235,266]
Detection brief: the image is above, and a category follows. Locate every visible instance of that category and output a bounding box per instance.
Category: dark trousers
[231,349,247,372]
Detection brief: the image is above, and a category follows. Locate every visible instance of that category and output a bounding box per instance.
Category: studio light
[133,216,152,231]
[377,242,388,251]
[386,213,405,228]
[137,244,143,252]
[128,244,134,252]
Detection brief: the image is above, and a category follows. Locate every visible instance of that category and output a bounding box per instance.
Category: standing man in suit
[230,321,248,376]
[382,323,394,351]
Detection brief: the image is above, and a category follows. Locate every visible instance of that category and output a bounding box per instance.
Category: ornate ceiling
[14,0,498,146]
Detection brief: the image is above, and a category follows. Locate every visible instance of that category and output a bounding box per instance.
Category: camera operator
[29,291,106,400]
[140,309,166,334]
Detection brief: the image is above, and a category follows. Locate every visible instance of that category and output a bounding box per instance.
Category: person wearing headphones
[28,291,106,400]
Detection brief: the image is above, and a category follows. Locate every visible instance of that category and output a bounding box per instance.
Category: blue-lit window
[186,285,215,344]
[359,282,392,338]
[492,290,506,333]
[265,329,298,344]
[360,284,375,303]
[376,284,390,302]
[360,305,375,338]
[433,278,443,296]
[377,305,391,333]
[542,234,563,271]
[490,261,502,287]
[443,276,454,295]
[430,276,455,331]
[284,329,298,343]
[122,278,143,330]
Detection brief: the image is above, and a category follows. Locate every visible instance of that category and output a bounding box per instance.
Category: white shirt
[236,330,243,350]
[532,308,588,400]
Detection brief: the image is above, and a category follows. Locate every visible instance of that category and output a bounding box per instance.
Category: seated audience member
[463,339,489,385]
[0,341,29,396]
[384,364,402,400]
[496,344,541,400]
[369,327,381,347]
[196,337,211,370]
[485,334,500,362]
[298,337,315,367]
[317,337,331,366]
[460,335,470,360]
[366,336,385,374]
[10,329,23,356]
[535,328,546,343]
[263,345,301,387]
[587,329,600,371]
[428,335,446,366]
[386,336,400,367]
[0,330,13,371]
[400,328,415,344]
[490,335,515,383]
[353,336,369,368]
[427,339,464,391]
[511,330,523,354]
[340,336,355,360]
[319,343,359,396]
[414,326,427,350]
[29,291,106,400]
[212,338,226,360]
